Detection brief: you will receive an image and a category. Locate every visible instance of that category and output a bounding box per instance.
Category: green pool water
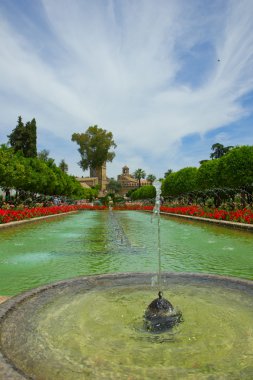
[0,210,253,295]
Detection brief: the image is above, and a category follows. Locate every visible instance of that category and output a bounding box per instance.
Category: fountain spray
[144,181,183,332]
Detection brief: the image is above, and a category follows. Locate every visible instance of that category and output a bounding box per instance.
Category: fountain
[1,273,253,379]
[1,185,253,378]
[144,181,183,332]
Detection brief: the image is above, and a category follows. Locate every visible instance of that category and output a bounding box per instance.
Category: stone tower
[90,163,107,192]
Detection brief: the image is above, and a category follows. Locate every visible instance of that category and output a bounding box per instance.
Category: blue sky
[1,0,253,179]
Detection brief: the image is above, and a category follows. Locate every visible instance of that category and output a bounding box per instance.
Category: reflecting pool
[0,210,253,295]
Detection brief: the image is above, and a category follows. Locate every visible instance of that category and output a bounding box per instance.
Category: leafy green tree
[210,143,233,159]
[199,159,209,165]
[218,146,253,188]
[37,149,55,166]
[164,169,173,178]
[133,168,146,188]
[0,146,26,190]
[37,149,50,161]
[131,185,155,200]
[147,174,156,185]
[8,116,37,157]
[59,159,68,173]
[71,125,116,173]
[196,159,220,190]
[107,178,122,194]
[162,167,198,196]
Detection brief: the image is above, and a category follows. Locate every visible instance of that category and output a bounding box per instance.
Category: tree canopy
[146,174,156,184]
[107,178,122,194]
[8,116,37,157]
[210,143,233,159]
[131,185,155,200]
[0,146,85,198]
[133,168,146,188]
[59,159,68,173]
[162,145,253,200]
[71,125,116,172]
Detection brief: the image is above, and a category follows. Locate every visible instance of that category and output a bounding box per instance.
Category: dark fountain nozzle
[144,291,183,333]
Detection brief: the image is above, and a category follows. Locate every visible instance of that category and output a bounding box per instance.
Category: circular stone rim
[1,271,253,380]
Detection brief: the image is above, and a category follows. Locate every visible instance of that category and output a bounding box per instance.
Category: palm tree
[134,168,146,188]
[147,174,156,185]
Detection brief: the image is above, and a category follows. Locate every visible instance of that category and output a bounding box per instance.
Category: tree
[8,116,37,157]
[218,146,253,188]
[37,149,50,161]
[0,145,26,190]
[162,167,198,196]
[147,174,156,185]
[196,159,220,190]
[37,149,55,166]
[24,118,37,157]
[131,185,155,200]
[133,168,146,188]
[8,116,25,154]
[59,159,68,173]
[164,169,173,178]
[107,178,122,194]
[71,125,116,173]
[210,143,233,159]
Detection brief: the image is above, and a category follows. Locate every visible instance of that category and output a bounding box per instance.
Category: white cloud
[0,0,253,178]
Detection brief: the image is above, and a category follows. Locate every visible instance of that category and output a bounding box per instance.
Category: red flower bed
[111,204,253,224]
[158,205,253,224]
[0,204,106,224]
[0,203,252,225]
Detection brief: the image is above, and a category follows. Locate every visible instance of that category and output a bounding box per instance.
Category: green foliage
[79,186,98,200]
[218,146,253,188]
[210,143,233,159]
[107,178,122,194]
[162,167,198,196]
[146,174,156,184]
[59,159,68,173]
[131,185,155,200]
[0,146,85,199]
[164,169,173,178]
[196,159,220,190]
[8,116,37,157]
[71,125,116,172]
[0,146,26,189]
[133,168,146,188]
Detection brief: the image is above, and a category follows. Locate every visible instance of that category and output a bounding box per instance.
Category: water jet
[144,180,183,333]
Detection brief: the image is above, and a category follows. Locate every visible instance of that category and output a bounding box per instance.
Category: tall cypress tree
[8,116,26,154]
[24,118,37,157]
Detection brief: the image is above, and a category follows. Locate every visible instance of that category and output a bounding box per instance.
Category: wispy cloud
[0,0,253,178]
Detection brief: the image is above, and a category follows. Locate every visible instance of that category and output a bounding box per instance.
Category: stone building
[117,166,149,195]
[76,163,108,195]
[76,164,149,197]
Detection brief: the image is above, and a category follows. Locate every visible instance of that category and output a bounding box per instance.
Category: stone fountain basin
[1,272,253,380]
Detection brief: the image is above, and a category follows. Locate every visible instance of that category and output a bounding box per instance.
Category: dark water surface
[0,210,252,295]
